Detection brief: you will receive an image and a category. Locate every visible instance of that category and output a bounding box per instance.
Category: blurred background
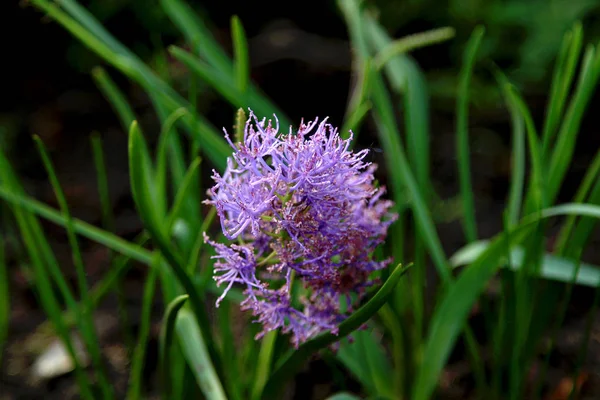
[3,0,600,398]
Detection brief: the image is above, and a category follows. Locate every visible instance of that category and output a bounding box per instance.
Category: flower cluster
[204,110,396,347]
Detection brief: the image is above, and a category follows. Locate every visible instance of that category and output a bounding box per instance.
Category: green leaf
[326,393,363,400]
[160,0,232,73]
[502,83,546,211]
[547,44,600,204]
[450,240,600,287]
[160,294,189,399]
[126,255,159,400]
[91,133,116,233]
[337,329,394,398]
[374,27,455,70]
[166,157,201,232]
[231,16,249,93]
[0,186,153,265]
[263,263,412,398]
[251,330,277,400]
[176,309,227,400]
[456,26,484,243]
[541,23,584,156]
[169,46,285,124]
[504,90,526,228]
[556,146,600,253]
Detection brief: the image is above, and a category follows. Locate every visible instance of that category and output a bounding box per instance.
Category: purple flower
[203,110,396,347]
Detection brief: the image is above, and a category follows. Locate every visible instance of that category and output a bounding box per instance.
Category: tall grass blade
[160,294,189,399]
[126,256,158,400]
[0,187,153,264]
[251,331,277,400]
[160,0,232,72]
[374,27,455,70]
[231,16,249,93]
[450,240,600,287]
[555,147,600,253]
[176,309,228,400]
[541,23,583,156]
[548,45,600,203]
[456,26,484,243]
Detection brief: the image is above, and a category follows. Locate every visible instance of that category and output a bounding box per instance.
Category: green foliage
[3,0,600,399]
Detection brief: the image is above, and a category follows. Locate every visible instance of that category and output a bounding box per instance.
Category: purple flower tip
[204,109,396,347]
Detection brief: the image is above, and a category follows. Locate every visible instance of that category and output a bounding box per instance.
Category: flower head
[204,110,396,347]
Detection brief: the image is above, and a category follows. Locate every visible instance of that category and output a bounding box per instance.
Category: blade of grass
[160,0,291,128]
[126,254,159,400]
[160,294,189,399]
[503,83,546,211]
[176,309,227,400]
[561,176,600,259]
[359,329,395,397]
[0,186,153,264]
[326,394,362,400]
[160,0,232,72]
[373,27,455,70]
[505,97,526,227]
[217,303,243,400]
[541,23,583,156]
[251,330,277,400]
[342,59,372,139]
[34,136,114,399]
[263,263,412,398]
[91,132,135,353]
[456,26,484,243]
[555,146,600,253]
[92,67,136,133]
[90,133,116,232]
[155,107,190,218]
[169,46,284,122]
[231,16,249,93]
[547,44,600,204]
[451,240,600,287]
[378,304,407,397]
[166,157,202,232]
